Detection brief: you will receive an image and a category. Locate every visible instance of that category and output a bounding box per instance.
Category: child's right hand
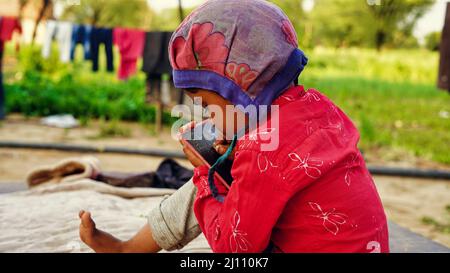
[213,139,236,160]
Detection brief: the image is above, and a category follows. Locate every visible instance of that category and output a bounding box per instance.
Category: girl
[79,0,389,253]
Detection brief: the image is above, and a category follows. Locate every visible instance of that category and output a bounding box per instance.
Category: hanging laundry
[142,31,173,103]
[0,17,3,120]
[113,27,145,80]
[0,16,21,120]
[70,24,92,61]
[0,50,3,120]
[0,16,22,53]
[90,27,114,72]
[142,31,172,76]
[42,20,73,63]
[21,18,46,45]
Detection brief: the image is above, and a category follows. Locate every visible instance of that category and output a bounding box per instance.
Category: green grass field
[2,45,450,165]
[301,48,450,165]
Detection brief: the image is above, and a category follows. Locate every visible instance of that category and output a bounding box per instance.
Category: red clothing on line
[0,17,22,52]
[192,85,389,253]
[113,28,145,80]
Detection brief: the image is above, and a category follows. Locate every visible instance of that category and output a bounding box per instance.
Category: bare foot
[79,210,124,253]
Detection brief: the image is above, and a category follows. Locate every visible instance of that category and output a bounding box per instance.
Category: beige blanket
[0,179,210,253]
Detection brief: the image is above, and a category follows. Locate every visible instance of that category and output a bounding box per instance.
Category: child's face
[184,89,246,139]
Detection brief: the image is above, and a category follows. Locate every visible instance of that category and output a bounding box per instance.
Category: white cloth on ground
[0,179,210,253]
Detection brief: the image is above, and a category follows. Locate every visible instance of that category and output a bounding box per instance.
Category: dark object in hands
[179,120,234,187]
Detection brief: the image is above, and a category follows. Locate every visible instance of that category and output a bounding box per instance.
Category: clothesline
[42,19,174,81]
[0,16,173,81]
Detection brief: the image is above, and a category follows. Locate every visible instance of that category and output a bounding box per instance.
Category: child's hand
[213,139,236,160]
[180,140,205,167]
[178,121,196,135]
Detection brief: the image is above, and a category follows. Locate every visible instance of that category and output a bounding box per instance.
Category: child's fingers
[179,121,196,133]
[214,144,228,155]
[214,139,231,146]
[214,144,236,160]
[182,146,192,158]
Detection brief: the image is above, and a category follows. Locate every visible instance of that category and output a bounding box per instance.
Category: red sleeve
[192,149,295,253]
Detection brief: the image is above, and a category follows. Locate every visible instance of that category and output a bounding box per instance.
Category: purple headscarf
[169,0,308,108]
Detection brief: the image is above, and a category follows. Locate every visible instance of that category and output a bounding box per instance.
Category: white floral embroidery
[325,121,343,132]
[366,241,381,253]
[289,153,323,179]
[300,91,321,102]
[344,153,360,186]
[214,219,221,241]
[238,128,276,150]
[248,128,275,143]
[257,153,278,173]
[229,211,251,253]
[309,202,347,235]
[305,120,315,136]
[198,176,210,198]
[238,140,252,150]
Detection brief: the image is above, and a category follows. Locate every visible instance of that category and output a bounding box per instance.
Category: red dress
[192,85,389,253]
[0,17,22,52]
[113,28,145,80]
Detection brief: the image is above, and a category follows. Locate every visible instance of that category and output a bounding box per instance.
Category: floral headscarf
[169,0,308,108]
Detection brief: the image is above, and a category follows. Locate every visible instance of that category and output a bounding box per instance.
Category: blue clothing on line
[90,27,114,72]
[70,24,92,61]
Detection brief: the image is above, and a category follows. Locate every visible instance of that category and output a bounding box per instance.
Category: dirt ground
[0,115,449,248]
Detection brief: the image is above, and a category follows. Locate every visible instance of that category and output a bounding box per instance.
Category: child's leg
[147,178,201,250]
[79,179,200,253]
[79,210,161,253]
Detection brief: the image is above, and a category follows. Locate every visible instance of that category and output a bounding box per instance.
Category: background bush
[4,46,175,124]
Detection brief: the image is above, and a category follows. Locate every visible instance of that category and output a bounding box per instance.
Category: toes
[81,211,95,230]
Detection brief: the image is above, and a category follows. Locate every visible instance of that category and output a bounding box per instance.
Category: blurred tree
[425,31,441,51]
[178,0,185,22]
[18,0,53,43]
[34,0,51,41]
[18,0,28,17]
[149,6,196,31]
[367,0,434,50]
[307,0,433,49]
[61,0,152,28]
[309,0,374,48]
